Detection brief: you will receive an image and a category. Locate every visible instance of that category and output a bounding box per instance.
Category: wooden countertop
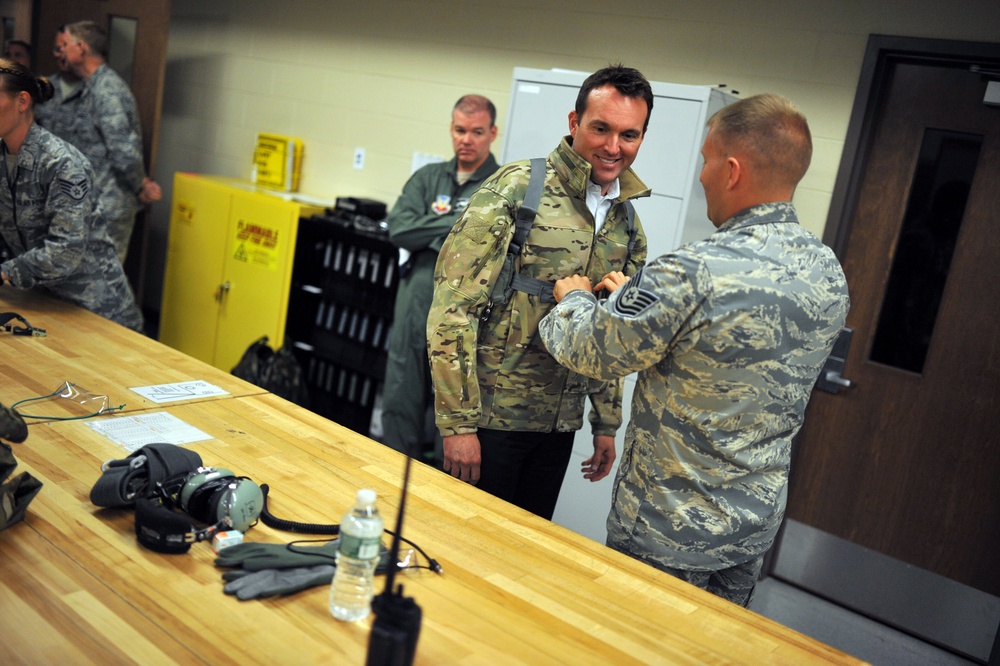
[0,291,866,665]
[0,289,265,421]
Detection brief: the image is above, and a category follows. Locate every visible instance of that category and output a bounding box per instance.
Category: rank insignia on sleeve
[613,268,658,318]
[431,195,452,214]
[57,178,89,201]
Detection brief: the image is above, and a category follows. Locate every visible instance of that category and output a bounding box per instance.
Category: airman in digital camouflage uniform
[427,66,653,519]
[52,21,161,263]
[540,94,850,606]
[35,25,83,139]
[0,59,143,331]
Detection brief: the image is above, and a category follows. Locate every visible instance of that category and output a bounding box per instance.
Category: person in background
[539,93,850,606]
[34,26,82,138]
[52,21,161,263]
[427,65,653,519]
[2,40,31,70]
[0,58,143,331]
[381,94,499,460]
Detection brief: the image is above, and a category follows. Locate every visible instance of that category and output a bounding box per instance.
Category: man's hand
[553,274,593,303]
[553,272,630,303]
[582,435,616,482]
[443,433,481,484]
[139,178,163,205]
[595,271,628,294]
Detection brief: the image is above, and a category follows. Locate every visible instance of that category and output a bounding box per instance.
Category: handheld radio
[365,455,422,666]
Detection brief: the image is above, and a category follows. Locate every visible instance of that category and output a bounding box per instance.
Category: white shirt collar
[586,178,620,234]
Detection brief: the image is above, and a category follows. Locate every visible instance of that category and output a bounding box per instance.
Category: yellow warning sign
[232,219,280,270]
[252,133,303,192]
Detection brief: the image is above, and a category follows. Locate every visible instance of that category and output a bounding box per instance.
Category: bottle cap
[357,488,376,505]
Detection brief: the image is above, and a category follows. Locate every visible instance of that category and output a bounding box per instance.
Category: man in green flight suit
[381,95,499,459]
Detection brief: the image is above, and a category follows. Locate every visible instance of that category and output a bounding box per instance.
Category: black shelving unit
[285,211,397,435]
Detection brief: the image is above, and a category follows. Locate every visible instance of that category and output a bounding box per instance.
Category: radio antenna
[382,454,412,593]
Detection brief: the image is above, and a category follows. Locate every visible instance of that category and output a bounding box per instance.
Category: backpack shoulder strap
[624,200,637,260]
[483,161,641,318]
[509,157,547,257]
[479,159,548,331]
[507,158,558,302]
[510,169,639,303]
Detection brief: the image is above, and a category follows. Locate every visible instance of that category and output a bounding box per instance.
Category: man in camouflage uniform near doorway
[51,20,161,263]
[36,24,84,138]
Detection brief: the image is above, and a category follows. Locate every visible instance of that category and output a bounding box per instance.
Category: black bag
[232,336,308,406]
[1,443,43,532]
[1,402,41,532]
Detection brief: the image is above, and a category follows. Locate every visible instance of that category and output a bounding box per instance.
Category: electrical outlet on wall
[353,147,366,170]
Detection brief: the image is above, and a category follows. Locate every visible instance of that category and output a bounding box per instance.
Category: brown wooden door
[786,54,1000,598]
[33,0,170,172]
[32,0,171,303]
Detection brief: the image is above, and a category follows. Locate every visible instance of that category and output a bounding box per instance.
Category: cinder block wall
[146,0,999,309]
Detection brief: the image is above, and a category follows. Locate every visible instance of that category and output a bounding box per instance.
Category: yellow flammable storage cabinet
[160,173,323,372]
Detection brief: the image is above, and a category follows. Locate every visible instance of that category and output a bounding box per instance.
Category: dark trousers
[475,428,575,520]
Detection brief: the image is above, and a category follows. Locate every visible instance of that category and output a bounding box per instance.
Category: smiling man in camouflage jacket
[427,65,653,519]
[539,94,850,606]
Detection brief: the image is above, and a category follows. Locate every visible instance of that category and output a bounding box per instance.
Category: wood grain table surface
[0,289,265,422]
[0,290,866,665]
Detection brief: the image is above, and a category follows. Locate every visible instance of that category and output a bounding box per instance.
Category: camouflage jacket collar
[551,136,651,203]
[4,123,46,173]
[718,201,799,233]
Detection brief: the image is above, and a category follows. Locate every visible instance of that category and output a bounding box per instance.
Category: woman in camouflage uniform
[0,58,142,331]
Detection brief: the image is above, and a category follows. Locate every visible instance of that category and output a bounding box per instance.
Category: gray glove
[214,539,341,571]
[222,564,335,600]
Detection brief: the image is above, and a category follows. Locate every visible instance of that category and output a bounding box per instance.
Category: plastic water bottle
[329,488,384,621]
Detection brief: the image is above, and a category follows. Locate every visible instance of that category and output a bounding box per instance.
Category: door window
[869,129,980,373]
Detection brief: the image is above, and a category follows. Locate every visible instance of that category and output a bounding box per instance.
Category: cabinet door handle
[215,281,231,303]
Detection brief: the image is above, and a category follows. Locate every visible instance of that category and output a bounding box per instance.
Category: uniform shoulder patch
[612,267,658,318]
[457,217,496,243]
[58,178,89,201]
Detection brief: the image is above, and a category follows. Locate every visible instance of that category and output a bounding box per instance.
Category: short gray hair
[707,93,812,188]
[64,21,108,59]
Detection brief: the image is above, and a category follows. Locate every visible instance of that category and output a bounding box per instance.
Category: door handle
[215,281,231,304]
[816,328,855,394]
[824,369,853,389]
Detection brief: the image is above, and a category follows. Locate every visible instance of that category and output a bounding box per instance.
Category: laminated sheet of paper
[86,412,213,452]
